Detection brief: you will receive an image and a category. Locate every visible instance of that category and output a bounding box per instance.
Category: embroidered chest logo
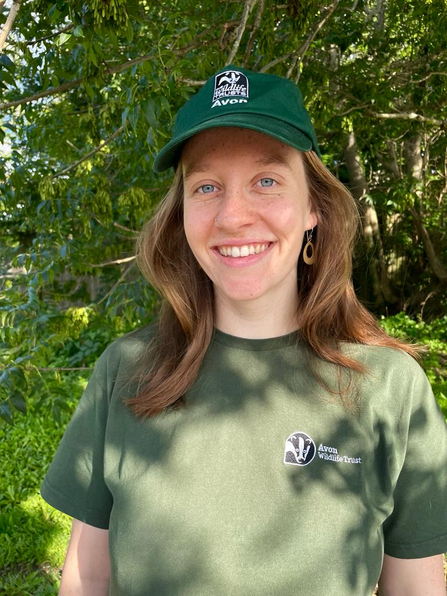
[283,434,362,467]
[212,70,249,109]
[284,432,316,466]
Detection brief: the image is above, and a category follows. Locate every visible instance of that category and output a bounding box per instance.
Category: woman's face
[182,127,317,310]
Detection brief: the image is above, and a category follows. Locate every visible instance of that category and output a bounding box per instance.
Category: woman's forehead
[181,127,302,174]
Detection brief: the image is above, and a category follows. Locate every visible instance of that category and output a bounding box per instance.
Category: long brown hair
[127,151,419,418]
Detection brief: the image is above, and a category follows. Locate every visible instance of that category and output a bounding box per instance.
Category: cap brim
[153,113,314,172]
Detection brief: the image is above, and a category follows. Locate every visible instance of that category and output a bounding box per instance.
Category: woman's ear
[307,211,318,230]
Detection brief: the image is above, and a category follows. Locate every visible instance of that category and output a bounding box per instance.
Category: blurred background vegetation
[1,0,446,592]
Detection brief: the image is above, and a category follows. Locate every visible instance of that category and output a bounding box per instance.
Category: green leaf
[57,32,72,46]
[142,100,157,127]
[0,54,14,68]
[52,402,61,425]
[121,107,129,127]
[10,391,27,414]
[0,70,15,85]
[37,201,47,214]
[0,402,13,425]
[146,128,155,148]
[84,82,95,101]
[128,106,139,132]
[15,355,33,365]
[0,366,27,391]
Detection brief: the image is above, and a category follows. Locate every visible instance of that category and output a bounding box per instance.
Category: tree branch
[370,111,444,126]
[25,23,74,46]
[0,76,84,110]
[173,21,239,56]
[289,0,340,80]
[418,72,447,83]
[113,221,138,234]
[260,52,292,73]
[0,0,21,54]
[297,0,340,61]
[34,366,94,372]
[410,205,447,282]
[261,0,340,75]
[335,87,446,126]
[286,54,299,79]
[336,102,370,117]
[88,255,136,268]
[243,0,265,66]
[88,211,139,236]
[53,125,124,178]
[178,77,206,86]
[96,261,135,305]
[0,52,156,111]
[226,0,257,64]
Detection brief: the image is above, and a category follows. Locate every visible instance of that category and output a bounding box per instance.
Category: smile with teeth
[217,243,270,258]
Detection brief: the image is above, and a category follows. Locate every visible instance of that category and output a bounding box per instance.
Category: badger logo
[284,432,316,466]
[212,69,249,105]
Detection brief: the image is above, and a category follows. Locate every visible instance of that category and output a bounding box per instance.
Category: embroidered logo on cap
[284,432,316,466]
[211,70,249,109]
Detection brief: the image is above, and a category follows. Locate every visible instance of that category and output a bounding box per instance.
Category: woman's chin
[213,280,272,306]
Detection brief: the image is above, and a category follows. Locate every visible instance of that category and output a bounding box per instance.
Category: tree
[1,0,446,423]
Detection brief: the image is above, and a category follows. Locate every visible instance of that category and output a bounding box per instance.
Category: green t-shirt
[41,327,447,596]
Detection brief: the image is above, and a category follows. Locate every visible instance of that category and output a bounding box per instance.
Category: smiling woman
[41,66,447,596]
[182,128,317,327]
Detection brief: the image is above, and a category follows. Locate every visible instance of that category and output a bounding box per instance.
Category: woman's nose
[214,188,255,229]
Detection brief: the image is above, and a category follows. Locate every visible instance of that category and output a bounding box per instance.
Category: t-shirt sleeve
[40,348,115,529]
[383,356,447,558]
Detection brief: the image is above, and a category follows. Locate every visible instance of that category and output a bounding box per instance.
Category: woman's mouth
[216,243,271,258]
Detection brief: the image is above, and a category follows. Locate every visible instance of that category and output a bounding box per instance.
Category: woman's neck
[214,291,299,339]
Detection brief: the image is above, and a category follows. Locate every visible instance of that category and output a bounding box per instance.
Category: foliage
[1,0,446,422]
[380,313,447,418]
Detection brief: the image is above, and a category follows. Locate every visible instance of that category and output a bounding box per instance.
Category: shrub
[380,314,447,418]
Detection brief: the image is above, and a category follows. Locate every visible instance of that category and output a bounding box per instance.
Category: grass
[0,374,86,595]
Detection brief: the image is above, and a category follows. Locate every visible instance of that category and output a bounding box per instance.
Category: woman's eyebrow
[183,162,211,180]
[183,154,292,180]
[255,154,293,169]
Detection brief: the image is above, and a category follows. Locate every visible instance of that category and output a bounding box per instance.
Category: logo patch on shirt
[211,70,249,109]
[284,432,316,466]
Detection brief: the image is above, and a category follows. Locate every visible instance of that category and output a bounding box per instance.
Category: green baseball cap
[153,65,321,172]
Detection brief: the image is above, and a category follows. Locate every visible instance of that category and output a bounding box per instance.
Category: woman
[41,66,447,595]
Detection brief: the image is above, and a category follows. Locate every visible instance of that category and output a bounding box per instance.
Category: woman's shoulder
[108,323,156,355]
[348,342,421,371]
[345,343,434,406]
[94,323,157,380]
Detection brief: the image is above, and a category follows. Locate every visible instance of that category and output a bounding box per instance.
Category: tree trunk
[344,131,398,305]
[405,134,447,282]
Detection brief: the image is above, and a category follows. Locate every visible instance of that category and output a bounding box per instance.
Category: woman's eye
[198,184,217,194]
[258,178,276,188]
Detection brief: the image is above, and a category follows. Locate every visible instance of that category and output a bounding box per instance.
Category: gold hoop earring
[303,228,315,265]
